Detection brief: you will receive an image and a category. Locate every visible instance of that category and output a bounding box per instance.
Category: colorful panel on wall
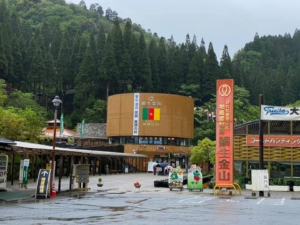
[142,108,160,121]
[216,79,234,186]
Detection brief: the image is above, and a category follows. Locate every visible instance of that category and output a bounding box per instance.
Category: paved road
[1,191,300,225]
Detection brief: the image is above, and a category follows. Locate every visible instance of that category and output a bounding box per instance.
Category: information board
[35,169,51,198]
[251,169,269,191]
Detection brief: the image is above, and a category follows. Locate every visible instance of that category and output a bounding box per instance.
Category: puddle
[101,206,128,211]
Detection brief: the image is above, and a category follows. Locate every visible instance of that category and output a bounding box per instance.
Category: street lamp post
[50,96,62,196]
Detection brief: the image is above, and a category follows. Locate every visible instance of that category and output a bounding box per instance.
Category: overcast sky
[71,0,299,61]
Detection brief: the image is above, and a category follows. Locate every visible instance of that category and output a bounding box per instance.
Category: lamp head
[52,96,62,107]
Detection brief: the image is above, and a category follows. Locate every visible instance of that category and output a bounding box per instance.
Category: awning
[0,141,148,158]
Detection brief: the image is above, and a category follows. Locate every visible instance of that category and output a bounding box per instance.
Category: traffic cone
[51,183,57,197]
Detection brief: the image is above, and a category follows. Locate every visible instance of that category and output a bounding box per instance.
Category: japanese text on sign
[216,79,234,186]
[133,93,140,136]
[246,135,300,147]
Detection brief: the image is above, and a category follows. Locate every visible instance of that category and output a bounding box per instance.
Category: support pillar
[58,155,63,193]
[10,154,15,186]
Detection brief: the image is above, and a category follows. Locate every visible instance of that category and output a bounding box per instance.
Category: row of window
[109,136,192,146]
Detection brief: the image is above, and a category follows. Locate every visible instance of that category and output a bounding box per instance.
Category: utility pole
[259,94,265,197]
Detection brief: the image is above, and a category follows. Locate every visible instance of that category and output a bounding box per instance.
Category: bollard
[51,183,57,197]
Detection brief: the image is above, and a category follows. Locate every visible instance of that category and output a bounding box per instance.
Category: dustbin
[287,181,294,192]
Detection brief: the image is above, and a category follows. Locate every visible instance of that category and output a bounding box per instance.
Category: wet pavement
[1,173,300,224]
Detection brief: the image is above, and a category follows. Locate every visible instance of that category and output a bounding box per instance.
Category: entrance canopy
[0,141,148,158]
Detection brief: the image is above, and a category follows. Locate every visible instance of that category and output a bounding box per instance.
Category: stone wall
[76,123,107,137]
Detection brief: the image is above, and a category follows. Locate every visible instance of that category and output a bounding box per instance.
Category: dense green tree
[124,20,132,50]
[29,46,45,96]
[202,42,219,102]
[119,49,134,92]
[148,38,159,92]
[157,37,169,92]
[129,35,140,91]
[180,43,189,84]
[99,34,118,96]
[84,99,106,122]
[220,45,232,79]
[0,28,8,78]
[56,37,72,92]
[190,138,216,168]
[11,34,23,89]
[169,46,183,93]
[96,25,106,66]
[112,20,125,71]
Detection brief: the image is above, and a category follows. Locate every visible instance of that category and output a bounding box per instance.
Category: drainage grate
[245,196,258,199]
[219,196,231,199]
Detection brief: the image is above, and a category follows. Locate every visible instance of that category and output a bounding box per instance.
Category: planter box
[245,184,252,190]
[269,185,289,191]
[293,186,300,192]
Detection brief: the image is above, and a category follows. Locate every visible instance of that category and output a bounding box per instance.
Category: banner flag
[81,119,85,137]
[60,113,64,135]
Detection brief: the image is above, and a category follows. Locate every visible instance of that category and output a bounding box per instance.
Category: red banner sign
[246,135,300,147]
[216,79,234,186]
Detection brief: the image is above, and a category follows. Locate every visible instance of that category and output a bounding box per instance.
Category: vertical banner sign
[216,79,234,186]
[23,159,30,185]
[133,93,140,136]
[81,119,85,137]
[60,113,64,135]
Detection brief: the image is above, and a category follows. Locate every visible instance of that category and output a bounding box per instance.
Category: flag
[80,119,85,137]
[60,113,64,135]
[142,108,160,120]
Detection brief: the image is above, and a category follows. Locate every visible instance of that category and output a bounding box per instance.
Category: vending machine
[0,155,8,189]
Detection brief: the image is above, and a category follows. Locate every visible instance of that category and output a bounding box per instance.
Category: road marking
[256,198,285,205]
[178,196,215,203]
[257,198,265,204]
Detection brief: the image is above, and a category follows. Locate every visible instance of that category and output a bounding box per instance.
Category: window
[139,137,148,144]
[134,136,139,144]
[154,137,162,145]
[163,137,168,145]
[127,136,135,144]
[167,138,176,145]
[120,137,126,144]
[149,137,154,144]
[180,138,186,146]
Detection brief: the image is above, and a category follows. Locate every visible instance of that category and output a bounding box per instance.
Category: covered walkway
[0,140,148,193]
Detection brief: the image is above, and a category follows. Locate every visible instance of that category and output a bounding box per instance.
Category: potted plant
[97,177,103,187]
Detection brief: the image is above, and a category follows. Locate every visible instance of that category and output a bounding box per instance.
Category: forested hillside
[232,32,300,106]
[0,0,299,132]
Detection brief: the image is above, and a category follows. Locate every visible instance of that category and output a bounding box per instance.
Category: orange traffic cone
[51,183,57,197]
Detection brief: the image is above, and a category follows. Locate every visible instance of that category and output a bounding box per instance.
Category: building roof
[0,137,16,145]
[234,120,300,135]
[0,141,147,158]
[42,128,76,138]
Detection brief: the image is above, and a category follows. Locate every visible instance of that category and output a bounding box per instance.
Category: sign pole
[259,94,265,197]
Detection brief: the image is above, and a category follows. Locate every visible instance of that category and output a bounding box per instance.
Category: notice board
[251,169,269,191]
